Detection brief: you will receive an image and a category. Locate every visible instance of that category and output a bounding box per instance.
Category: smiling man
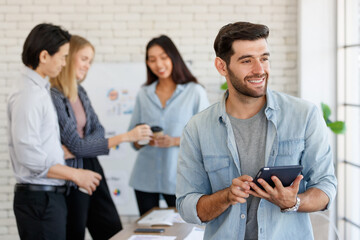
[176,22,337,240]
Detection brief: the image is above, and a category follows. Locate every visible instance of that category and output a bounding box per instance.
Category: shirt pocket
[276,139,305,166]
[203,156,231,192]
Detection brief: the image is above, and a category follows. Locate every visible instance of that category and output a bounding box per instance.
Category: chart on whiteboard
[82,62,146,215]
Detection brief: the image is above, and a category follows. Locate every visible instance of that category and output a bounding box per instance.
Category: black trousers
[66,157,122,240]
[135,190,176,216]
[13,191,67,240]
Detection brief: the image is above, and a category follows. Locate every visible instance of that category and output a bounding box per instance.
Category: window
[337,0,360,239]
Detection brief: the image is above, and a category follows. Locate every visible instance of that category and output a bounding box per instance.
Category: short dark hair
[145,35,197,85]
[214,22,269,65]
[22,23,71,69]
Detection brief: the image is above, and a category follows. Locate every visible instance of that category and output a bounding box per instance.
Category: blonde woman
[50,35,152,240]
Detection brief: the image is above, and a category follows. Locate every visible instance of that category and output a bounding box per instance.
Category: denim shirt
[128,81,209,194]
[176,89,337,240]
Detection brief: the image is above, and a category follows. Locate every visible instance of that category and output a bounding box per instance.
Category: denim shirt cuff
[182,193,206,225]
[308,185,336,210]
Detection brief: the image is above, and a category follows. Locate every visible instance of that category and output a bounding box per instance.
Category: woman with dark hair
[128,35,209,215]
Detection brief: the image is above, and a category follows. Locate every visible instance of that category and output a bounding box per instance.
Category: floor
[311,212,330,240]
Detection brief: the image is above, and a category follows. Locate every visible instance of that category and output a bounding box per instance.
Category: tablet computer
[253,165,303,190]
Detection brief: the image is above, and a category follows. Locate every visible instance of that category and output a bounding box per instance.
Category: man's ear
[39,50,48,64]
[214,57,227,76]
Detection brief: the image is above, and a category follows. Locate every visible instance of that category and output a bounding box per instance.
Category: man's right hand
[196,175,253,222]
[72,169,102,195]
[227,175,253,205]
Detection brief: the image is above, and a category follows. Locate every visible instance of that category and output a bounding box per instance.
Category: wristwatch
[281,196,300,213]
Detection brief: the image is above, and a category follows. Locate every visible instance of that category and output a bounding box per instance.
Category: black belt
[15,183,67,194]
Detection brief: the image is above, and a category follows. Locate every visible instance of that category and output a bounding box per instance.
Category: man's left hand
[249,175,303,210]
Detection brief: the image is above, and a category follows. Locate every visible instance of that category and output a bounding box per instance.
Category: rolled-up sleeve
[176,123,211,225]
[302,106,337,209]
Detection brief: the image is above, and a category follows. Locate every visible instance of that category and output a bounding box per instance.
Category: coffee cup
[136,123,150,145]
[151,126,163,137]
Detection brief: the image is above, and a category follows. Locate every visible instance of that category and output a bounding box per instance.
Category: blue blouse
[128,81,209,194]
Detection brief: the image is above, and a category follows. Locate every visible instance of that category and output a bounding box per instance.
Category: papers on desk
[128,235,176,240]
[171,212,186,223]
[184,227,205,240]
[137,209,177,226]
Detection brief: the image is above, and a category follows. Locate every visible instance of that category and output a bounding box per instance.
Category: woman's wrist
[108,134,126,148]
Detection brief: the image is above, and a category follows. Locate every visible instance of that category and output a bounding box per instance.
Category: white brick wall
[0,0,298,238]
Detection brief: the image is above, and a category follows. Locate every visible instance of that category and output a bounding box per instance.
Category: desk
[110,208,203,240]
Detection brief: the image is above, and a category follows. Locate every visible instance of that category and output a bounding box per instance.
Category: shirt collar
[218,88,279,124]
[265,88,279,111]
[22,66,50,90]
[218,90,229,124]
[147,81,158,93]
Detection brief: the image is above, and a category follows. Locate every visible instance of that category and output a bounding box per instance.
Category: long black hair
[145,35,197,86]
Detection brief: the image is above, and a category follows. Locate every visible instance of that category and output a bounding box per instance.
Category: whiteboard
[82,63,146,215]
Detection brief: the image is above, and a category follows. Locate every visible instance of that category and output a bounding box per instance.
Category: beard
[228,67,268,98]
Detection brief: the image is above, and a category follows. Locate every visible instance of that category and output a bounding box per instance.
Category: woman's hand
[150,135,180,148]
[126,124,152,142]
[108,124,152,148]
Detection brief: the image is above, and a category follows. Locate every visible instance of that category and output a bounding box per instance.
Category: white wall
[298,1,337,239]
[0,0,298,238]
[299,0,336,108]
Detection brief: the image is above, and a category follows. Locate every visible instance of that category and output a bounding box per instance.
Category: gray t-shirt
[228,104,267,240]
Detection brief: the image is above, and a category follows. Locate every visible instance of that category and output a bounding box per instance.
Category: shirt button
[240,214,246,219]
[260,228,263,233]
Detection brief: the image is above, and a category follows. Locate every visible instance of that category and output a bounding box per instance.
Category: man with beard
[176,22,337,240]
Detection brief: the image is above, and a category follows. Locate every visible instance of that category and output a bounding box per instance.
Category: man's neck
[226,91,266,119]
[34,67,47,79]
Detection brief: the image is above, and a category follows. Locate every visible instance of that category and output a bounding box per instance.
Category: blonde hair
[50,35,95,102]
